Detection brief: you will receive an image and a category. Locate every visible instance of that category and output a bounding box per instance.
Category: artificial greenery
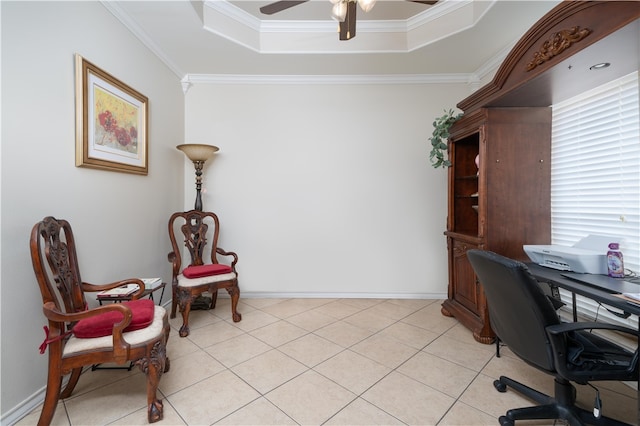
[429,109,462,168]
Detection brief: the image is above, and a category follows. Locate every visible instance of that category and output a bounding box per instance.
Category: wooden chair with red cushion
[168,210,242,337]
[30,216,170,425]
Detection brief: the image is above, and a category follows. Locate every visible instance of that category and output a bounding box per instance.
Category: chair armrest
[546,321,639,384]
[43,301,133,359]
[43,301,134,328]
[547,321,639,338]
[168,251,181,279]
[81,279,145,299]
[216,248,238,269]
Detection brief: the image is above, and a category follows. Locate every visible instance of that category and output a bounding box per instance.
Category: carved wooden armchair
[30,216,170,425]
[168,210,241,337]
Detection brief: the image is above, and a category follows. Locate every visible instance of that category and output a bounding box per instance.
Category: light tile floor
[17,298,638,425]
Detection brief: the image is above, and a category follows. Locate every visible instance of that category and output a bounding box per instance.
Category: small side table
[97,282,166,306]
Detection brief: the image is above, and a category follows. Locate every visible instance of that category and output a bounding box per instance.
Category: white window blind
[551,71,640,327]
[552,71,640,273]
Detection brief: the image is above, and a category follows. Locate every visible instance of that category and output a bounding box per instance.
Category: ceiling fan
[259,0,438,41]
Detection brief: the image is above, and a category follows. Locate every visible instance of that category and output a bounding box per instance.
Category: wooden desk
[527,264,640,318]
[527,263,640,423]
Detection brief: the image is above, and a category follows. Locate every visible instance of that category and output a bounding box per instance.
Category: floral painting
[94,88,139,154]
[75,54,148,175]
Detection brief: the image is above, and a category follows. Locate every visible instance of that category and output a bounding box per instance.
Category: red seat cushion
[73,299,155,339]
[182,264,232,278]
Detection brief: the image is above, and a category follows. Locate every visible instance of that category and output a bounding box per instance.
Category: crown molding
[203,0,495,54]
[103,0,506,90]
[181,73,473,89]
[100,1,186,77]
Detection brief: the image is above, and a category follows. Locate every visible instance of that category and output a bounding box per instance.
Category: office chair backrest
[467,249,561,373]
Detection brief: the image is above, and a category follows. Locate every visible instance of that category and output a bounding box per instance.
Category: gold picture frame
[75,54,148,175]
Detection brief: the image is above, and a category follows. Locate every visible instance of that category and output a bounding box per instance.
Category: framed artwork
[75,54,148,175]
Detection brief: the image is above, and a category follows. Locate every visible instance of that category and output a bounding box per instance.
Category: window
[552,71,640,273]
[551,71,640,326]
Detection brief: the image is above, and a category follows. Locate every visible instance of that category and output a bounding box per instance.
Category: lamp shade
[176,144,219,162]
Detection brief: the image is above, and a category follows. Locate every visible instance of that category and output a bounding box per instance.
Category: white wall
[1,2,471,421]
[185,82,468,297]
[1,1,185,421]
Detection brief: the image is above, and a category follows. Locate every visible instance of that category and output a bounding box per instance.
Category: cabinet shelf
[445,107,551,345]
[450,131,480,237]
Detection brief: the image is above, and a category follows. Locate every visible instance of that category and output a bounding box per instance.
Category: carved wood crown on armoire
[440,1,640,344]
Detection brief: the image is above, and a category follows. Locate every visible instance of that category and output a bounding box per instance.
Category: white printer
[524,235,623,274]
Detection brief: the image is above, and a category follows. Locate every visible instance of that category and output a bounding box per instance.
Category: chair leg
[210,288,218,309]
[38,369,63,426]
[503,404,566,424]
[170,282,178,319]
[136,340,166,423]
[227,284,242,323]
[178,289,193,337]
[162,324,171,373]
[60,367,82,399]
[494,376,628,426]
[495,375,554,406]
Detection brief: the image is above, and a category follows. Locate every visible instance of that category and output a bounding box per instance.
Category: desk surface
[527,263,640,317]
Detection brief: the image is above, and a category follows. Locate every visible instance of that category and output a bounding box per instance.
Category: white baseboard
[214,291,448,300]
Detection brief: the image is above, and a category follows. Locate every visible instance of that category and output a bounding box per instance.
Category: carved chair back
[168,210,222,273]
[167,210,241,336]
[30,216,171,425]
[31,216,88,338]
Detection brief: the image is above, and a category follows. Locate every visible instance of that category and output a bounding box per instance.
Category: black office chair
[467,249,639,426]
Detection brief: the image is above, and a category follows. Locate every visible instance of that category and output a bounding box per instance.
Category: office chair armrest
[216,248,238,269]
[547,321,639,383]
[547,321,639,338]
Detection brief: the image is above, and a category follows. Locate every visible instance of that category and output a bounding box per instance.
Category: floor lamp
[177,144,219,211]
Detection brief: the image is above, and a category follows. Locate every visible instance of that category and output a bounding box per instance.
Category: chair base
[175,284,242,337]
[494,375,633,426]
[191,295,213,310]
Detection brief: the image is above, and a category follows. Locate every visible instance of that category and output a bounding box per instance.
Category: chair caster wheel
[494,379,507,392]
[498,415,514,426]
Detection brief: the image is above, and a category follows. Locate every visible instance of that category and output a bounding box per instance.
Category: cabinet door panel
[451,240,480,313]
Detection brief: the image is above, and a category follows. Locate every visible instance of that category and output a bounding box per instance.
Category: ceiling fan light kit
[357,0,377,13]
[331,0,375,22]
[330,0,347,22]
[260,0,437,41]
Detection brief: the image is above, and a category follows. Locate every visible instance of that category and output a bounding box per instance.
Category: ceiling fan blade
[339,1,357,41]
[259,1,309,15]
[409,0,438,4]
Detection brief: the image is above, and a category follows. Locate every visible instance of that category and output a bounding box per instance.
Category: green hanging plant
[429,109,462,168]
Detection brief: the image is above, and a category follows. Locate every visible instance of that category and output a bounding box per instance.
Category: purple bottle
[607,243,624,278]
